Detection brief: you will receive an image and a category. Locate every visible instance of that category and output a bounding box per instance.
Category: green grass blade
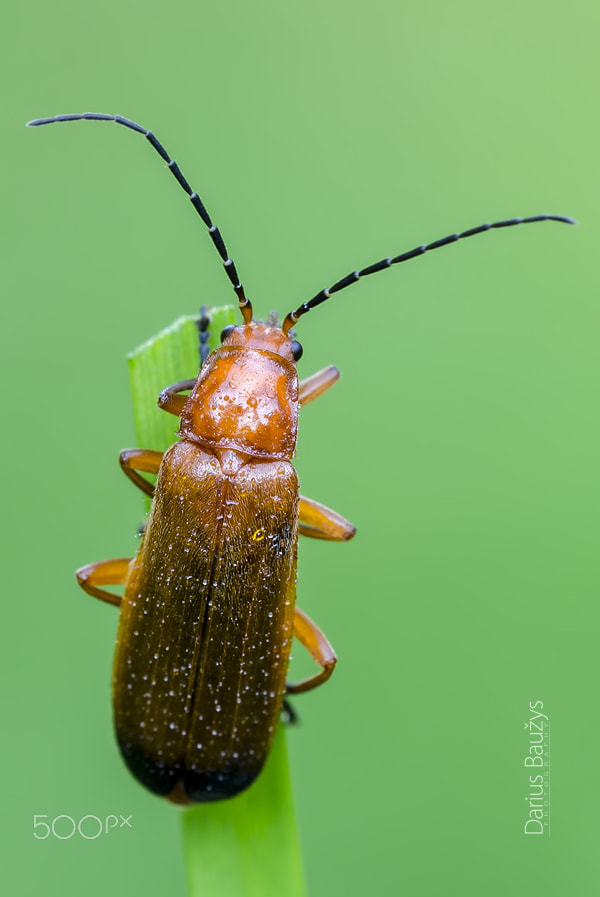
[181,729,306,897]
[128,311,232,454]
[127,307,307,897]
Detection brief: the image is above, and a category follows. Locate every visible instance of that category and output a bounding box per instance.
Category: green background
[2,0,597,894]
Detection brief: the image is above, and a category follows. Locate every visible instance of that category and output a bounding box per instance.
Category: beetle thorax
[179,344,299,459]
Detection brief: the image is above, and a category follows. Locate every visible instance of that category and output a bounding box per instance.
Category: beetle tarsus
[281,698,299,725]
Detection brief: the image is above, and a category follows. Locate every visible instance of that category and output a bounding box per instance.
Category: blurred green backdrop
[2,1,597,895]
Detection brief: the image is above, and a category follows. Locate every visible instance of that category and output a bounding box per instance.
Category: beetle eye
[291,340,303,361]
[220,325,236,343]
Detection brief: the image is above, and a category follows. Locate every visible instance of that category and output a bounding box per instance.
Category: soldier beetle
[28,112,574,803]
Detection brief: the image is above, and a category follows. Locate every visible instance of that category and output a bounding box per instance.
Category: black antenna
[27,112,253,324]
[197,305,211,367]
[282,214,575,333]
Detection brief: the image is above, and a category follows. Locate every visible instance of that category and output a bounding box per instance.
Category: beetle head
[220,320,303,364]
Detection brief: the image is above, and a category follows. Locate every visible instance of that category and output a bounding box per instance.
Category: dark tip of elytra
[182,767,259,802]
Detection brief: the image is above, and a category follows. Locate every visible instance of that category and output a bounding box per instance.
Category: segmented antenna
[282,214,576,333]
[27,112,253,324]
[197,305,211,367]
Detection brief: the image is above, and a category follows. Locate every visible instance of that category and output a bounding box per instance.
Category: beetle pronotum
[28,112,574,803]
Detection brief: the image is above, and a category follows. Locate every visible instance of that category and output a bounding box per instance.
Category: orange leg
[158,379,196,417]
[286,606,337,694]
[76,557,132,607]
[299,365,340,406]
[298,495,356,541]
[119,448,163,497]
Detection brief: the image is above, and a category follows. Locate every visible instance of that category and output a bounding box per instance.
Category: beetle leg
[281,698,299,724]
[76,558,132,608]
[158,379,196,417]
[299,365,340,406]
[286,606,337,694]
[119,448,163,497]
[298,496,356,541]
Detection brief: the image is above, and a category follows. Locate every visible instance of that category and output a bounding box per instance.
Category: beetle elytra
[28,112,574,803]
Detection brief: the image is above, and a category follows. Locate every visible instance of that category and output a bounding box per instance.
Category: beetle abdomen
[113,441,298,802]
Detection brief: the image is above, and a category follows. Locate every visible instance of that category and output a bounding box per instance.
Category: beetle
[28,112,574,804]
